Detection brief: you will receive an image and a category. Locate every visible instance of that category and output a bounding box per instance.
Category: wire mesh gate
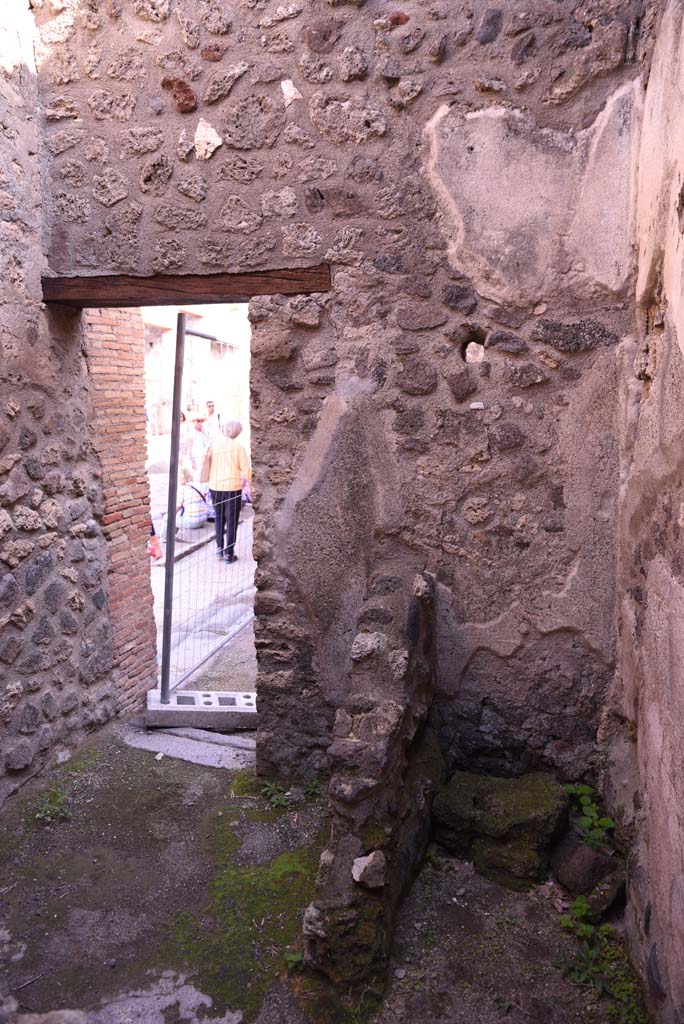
[159,312,255,703]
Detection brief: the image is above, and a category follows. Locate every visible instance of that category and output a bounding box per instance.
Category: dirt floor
[0,725,645,1024]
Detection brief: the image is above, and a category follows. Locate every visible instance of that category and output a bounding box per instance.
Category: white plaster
[426,84,641,307]
[635,0,684,355]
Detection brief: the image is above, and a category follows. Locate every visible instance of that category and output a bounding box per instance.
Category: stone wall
[9,0,682,1005]
[303,571,444,986]
[83,308,157,713]
[0,7,117,803]
[606,2,684,1018]
[31,0,657,786]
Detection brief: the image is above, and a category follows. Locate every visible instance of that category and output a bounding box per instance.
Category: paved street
[147,436,256,693]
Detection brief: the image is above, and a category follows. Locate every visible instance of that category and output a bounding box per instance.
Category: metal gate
[157,312,255,705]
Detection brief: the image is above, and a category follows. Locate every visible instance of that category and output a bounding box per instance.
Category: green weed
[556,897,647,1022]
[260,780,288,807]
[32,787,72,825]
[493,995,513,1017]
[565,784,616,849]
[284,948,305,972]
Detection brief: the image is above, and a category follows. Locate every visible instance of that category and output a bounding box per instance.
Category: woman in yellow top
[202,420,252,563]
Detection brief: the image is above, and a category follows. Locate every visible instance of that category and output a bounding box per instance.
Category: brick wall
[84,308,157,713]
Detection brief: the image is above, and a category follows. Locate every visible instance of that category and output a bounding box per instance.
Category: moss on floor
[159,810,324,1022]
[0,729,328,1019]
[0,748,101,857]
[601,931,648,1024]
[227,767,263,797]
[0,729,645,1024]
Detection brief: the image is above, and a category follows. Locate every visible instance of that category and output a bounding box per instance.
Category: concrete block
[146,689,257,730]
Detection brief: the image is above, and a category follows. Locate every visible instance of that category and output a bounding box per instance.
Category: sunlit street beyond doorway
[142,303,257,696]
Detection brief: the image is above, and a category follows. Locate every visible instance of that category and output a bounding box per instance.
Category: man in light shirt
[187,412,209,482]
[204,399,220,441]
[202,420,252,563]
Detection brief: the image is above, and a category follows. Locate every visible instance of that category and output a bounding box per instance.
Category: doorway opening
[143,303,257,710]
[44,263,332,731]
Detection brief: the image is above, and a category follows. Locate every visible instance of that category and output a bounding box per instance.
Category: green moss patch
[289,971,383,1024]
[600,930,648,1023]
[22,748,101,833]
[557,909,648,1023]
[244,805,286,825]
[162,812,324,1022]
[227,768,262,797]
[433,771,568,889]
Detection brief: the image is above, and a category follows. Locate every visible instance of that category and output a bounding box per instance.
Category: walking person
[203,420,252,563]
[204,400,220,441]
[187,411,208,482]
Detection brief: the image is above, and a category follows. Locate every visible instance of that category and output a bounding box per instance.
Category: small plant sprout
[556,894,648,1020]
[565,784,616,850]
[283,948,304,972]
[260,780,288,807]
[33,787,72,826]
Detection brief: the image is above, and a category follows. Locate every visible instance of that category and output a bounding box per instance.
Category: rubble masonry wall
[30,0,654,782]
[0,4,119,804]
[6,0,684,1014]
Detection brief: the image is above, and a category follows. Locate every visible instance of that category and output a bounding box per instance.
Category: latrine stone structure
[2,0,684,1017]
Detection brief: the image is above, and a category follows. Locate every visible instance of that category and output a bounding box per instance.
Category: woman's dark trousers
[210,489,242,557]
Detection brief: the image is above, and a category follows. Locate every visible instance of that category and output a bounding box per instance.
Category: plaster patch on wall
[426,82,641,307]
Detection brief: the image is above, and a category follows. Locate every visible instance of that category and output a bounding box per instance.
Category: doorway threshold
[120,720,256,770]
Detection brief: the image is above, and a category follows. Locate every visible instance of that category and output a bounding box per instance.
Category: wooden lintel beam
[41,263,332,308]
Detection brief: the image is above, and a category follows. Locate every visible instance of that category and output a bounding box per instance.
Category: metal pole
[160,312,186,703]
[184,328,219,342]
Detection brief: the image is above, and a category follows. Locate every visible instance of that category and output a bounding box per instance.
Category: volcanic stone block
[550,835,625,919]
[133,0,170,21]
[203,62,249,104]
[92,169,128,207]
[161,78,197,113]
[309,92,386,144]
[433,770,569,889]
[121,127,163,157]
[530,318,619,353]
[88,90,136,121]
[222,96,285,149]
[476,8,503,44]
[301,18,342,54]
[486,330,528,354]
[6,739,33,772]
[339,46,368,81]
[443,283,478,315]
[198,0,232,34]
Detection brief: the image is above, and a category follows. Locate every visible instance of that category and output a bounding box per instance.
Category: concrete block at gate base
[146,689,258,730]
